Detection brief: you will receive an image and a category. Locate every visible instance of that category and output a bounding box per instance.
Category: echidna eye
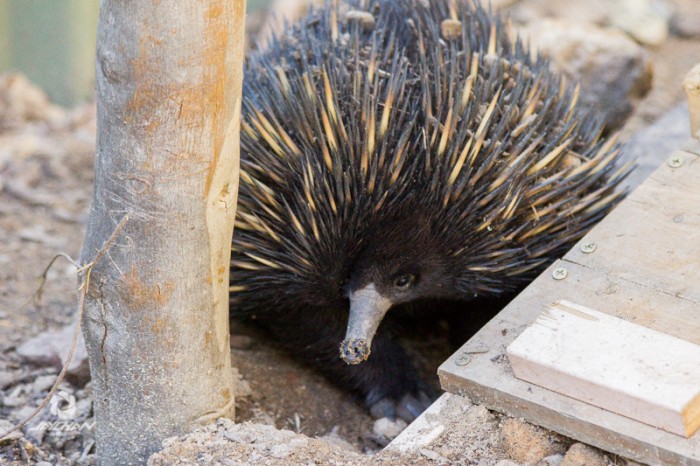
[394,274,416,290]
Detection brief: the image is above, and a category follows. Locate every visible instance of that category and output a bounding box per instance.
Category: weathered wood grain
[440,145,700,465]
[508,301,700,437]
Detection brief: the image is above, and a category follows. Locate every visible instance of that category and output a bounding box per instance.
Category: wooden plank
[439,262,700,465]
[508,301,700,437]
[439,145,700,465]
[618,103,691,191]
[563,150,700,310]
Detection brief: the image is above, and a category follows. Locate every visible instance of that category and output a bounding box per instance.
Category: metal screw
[552,267,568,280]
[580,241,597,254]
[668,156,684,168]
[455,353,472,366]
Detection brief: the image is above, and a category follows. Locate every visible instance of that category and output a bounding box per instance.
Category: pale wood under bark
[81,1,246,464]
[684,63,700,139]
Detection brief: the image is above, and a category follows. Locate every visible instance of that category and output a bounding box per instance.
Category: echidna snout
[339,338,370,365]
[340,284,392,365]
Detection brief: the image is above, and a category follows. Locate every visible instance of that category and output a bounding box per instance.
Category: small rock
[373,417,408,440]
[18,225,65,248]
[12,405,37,422]
[508,0,611,26]
[420,448,439,460]
[521,18,652,130]
[223,425,258,444]
[0,419,22,442]
[320,426,357,452]
[195,452,215,462]
[0,73,67,131]
[267,438,306,458]
[230,334,253,350]
[32,374,57,393]
[609,0,673,46]
[0,370,20,390]
[671,10,700,38]
[561,443,607,466]
[231,367,252,398]
[16,323,90,386]
[269,443,292,459]
[500,417,564,464]
[465,404,494,425]
[618,103,690,190]
[538,453,565,466]
[495,460,522,466]
[419,448,449,462]
[2,385,27,407]
[74,397,93,420]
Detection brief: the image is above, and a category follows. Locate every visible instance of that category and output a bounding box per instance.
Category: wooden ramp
[439,139,700,466]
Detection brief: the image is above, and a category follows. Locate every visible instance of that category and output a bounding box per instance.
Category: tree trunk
[81,1,246,464]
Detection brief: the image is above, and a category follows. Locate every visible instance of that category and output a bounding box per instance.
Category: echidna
[231,0,630,420]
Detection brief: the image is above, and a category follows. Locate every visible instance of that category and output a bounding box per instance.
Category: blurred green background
[0,0,98,106]
[0,0,269,106]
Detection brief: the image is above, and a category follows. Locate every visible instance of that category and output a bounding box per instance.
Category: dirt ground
[1,0,699,464]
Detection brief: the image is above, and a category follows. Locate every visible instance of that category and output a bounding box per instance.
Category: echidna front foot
[257,310,436,421]
[369,391,433,422]
[355,334,436,421]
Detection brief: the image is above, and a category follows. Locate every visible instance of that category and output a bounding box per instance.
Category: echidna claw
[396,392,433,421]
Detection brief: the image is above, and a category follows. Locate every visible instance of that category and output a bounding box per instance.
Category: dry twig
[0,215,128,441]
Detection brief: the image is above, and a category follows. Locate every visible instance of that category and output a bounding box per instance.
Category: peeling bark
[81,1,246,464]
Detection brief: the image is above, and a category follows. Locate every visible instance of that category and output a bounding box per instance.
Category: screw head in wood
[552,267,568,280]
[668,156,684,168]
[580,241,597,254]
[455,353,472,366]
